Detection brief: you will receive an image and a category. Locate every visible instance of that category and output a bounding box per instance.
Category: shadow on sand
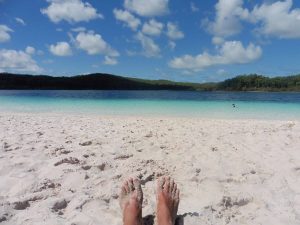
[143,212,199,225]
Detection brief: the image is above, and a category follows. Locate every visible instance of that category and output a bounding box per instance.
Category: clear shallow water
[0,90,300,120]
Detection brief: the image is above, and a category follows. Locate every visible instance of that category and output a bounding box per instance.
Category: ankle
[123,216,142,225]
[157,217,173,225]
[123,210,142,225]
[157,211,173,225]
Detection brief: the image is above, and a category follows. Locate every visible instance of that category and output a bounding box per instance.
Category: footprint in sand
[54,157,80,166]
[79,141,92,146]
[81,165,92,170]
[211,146,218,152]
[0,213,12,223]
[3,142,12,152]
[145,132,153,138]
[294,167,300,174]
[52,199,68,212]
[13,201,30,210]
[140,172,155,185]
[36,179,61,192]
[219,196,252,209]
[52,147,71,156]
[114,154,133,160]
[0,216,7,223]
[97,163,107,171]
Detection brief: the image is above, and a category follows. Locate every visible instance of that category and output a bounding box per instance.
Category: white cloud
[124,0,169,17]
[0,25,13,43]
[191,2,199,12]
[113,9,141,31]
[41,0,103,23]
[71,27,86,32]
[168,41,176,50]
[135,32,160,57]
[75,31,119,57]
[0,49,42,73]
[169,41,262,71]
[203,0,300,39]
[49,42,72,56]
[166,22,184,40]
[142,19,164,36]
[25,46,36,55]
[251,0,300,39]
[204,0,249,38]
[15,17,26,26]
[217,69,227,75]
[212,36,225,45]
[103,56,118,65]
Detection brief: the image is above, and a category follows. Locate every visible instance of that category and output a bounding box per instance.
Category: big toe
[121,179,130,195]
[157,176,166,193]
[119,178,131,208]
[163,176,171,194]
[128,177,134,192]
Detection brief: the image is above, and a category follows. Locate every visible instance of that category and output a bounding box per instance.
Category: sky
[1,0,300,82]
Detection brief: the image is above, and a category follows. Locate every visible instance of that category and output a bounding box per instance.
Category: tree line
[0,73,299,91]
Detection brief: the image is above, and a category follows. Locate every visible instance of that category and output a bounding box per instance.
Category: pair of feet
[119,176,180,225]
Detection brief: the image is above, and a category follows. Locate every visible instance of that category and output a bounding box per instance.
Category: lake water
[0,90,300,120]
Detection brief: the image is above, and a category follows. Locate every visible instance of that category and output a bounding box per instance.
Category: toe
[123,180,130,193]
[157,176,166,191]
[174,189,180,214]
[119,179,130,209]
[119,181,127,199]
[121,186,127,195]
[175,189,180,203]
[172,183,177,198]
[133,177,141,190]
[163,176,171,193]
[169,178,175,194]
[133,177,143,203]
[128,178,134,192]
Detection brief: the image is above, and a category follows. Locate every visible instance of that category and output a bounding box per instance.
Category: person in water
[119,176,180,225]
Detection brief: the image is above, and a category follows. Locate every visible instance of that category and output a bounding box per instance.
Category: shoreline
[1,89,300,93]
[1,111,300,122]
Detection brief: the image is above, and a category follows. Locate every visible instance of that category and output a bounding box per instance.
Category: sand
[0,113,300,225]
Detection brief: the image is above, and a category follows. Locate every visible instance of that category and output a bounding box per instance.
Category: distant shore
[1,72,300,91]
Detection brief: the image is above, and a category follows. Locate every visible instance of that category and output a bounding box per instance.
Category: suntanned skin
[119,177,143,225]
[156,176,180,225]
[120,176,180,225]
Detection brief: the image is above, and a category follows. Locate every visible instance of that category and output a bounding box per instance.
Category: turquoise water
[0,90,300,120]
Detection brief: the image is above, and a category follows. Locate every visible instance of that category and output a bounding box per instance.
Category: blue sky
[1,0,300,82]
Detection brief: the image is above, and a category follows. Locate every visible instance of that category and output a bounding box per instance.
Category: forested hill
[218,74,300,91]
[0,73,195,90]
[0,73,300,91]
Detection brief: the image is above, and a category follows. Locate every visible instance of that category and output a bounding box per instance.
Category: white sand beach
[0,113,300,225]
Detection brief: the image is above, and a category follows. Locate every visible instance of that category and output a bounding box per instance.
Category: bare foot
[119,177,143,225]
[156,176,180,225]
